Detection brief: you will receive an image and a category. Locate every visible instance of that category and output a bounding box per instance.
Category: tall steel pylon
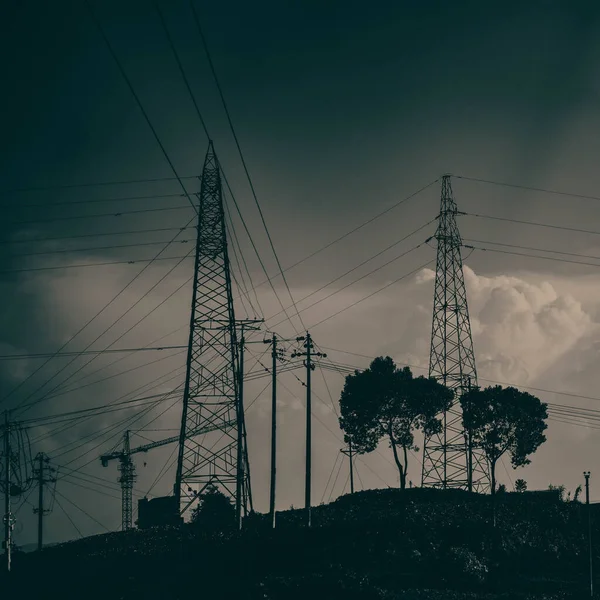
[421,175,489,492]
[174,141,250,523]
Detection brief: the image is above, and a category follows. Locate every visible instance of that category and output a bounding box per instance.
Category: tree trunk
[388,424,406,489]
[490,459,497,529]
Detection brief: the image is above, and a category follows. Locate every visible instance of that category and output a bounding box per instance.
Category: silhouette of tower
[119,430,135,531]
[421,175,488,491]
[174,142,249,522]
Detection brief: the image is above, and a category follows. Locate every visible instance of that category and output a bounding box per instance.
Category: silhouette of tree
[339,356,453,489]
[190,484,235,531]
[460,385,547,497]
[514,478,527,493]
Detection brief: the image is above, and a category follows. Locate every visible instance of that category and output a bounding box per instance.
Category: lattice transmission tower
[421,175,489,492]
[174,142,250,524]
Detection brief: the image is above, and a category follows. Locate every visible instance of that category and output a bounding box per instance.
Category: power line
[309,258,435,329]
[189,0,305,331]
[54,488,110,532]
[456,175,600,204]
[21,390,181,427]
[0,215,193,406]
[0,226,192,246]
[11,239,192,259]
[7,204,192,226]
[61,476,122,501]
[23,351,187,419]
[84,0,197,213]
[1,254,194,274]
[267,225,434,328]
[17,260,192,416]
[153,1,210,139]
[464,211,600,238]
[54,495,83,538]
[464,238,600,264]
[0,175,199,195]
[5,192,193,209]
[322,346,600,409]
[468,244,600,270]
[245,180,439,297]
[0,346,186,361]
[151,1,277,329]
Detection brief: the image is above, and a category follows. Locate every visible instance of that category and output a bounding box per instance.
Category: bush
[190,484,235,532]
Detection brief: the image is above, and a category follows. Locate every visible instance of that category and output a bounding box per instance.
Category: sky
[2,0,600,545]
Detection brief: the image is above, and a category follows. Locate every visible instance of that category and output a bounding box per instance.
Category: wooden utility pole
[341,439,355,494]
[236,320,262,530]
[269,333,277,528]
[2,411,12,573]
[33,452,55,551]
[585,471,593,598]
[466,375,473,493]
[293,333,326,528]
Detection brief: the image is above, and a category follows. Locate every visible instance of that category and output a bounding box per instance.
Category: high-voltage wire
[456,174,600,204]
[310,258,435,330]
[0,175,199,195]
[324,346,600,405]
[54,495,83,538]
[0,346,186,361]
[464,238,600,264]
[11,239,192,259]
[7,191,192,209]
[0,226,193,246]
[468,244,600,270]
[1,215,194,407]
[266,219,436,325]
[244,180,439,300]
[7,205,192,226]
[151,1,288,332]
[16,253,194,415]
[84,0,198,213]
[1,255,194,275]
[22,350,187,416]
[54,488,110,532]
[464,211,600,238]
[188,0,305,331]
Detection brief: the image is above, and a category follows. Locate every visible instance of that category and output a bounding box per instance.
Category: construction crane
[100,423,226,531]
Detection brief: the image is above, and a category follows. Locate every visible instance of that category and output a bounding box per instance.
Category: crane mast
[100,422,227,531]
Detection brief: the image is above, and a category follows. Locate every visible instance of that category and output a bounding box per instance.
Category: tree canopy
[190,484,235,531]
[460,385,548,495]
[339,356,453,489]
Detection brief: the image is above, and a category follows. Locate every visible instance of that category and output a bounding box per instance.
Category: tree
[514,478,527,493]
[339,356,453,489]
[460,385,548,497]
[190,484,235,531]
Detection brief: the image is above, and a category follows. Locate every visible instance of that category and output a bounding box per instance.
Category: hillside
[0,488,594,599]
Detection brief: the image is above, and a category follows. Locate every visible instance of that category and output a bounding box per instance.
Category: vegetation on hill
[1,487,594,600]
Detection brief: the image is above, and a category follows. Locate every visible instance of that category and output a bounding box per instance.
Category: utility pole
[264,333,278,528]
[292,333,326,527]
[236,320,262,530]
[32,453,55,551]
[341,439,355,495]
[585,471,593,598]
[466,375,473,493]
[2,411,12,573]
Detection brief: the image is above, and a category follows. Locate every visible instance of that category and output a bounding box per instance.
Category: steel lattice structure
[421,175,489,492]
[174,142,249,522]
[117,431,135,531]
